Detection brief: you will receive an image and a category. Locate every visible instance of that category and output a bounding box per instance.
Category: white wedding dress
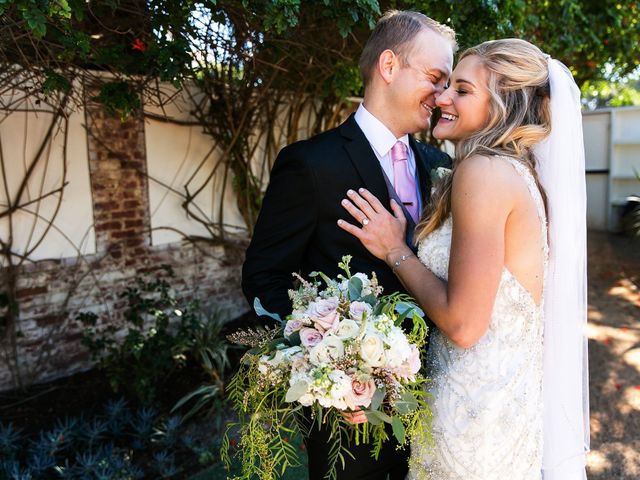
[408,157,548,480]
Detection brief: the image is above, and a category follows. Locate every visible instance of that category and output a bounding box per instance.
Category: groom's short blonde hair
[358,10,457,88]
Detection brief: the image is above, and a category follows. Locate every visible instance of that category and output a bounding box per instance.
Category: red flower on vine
[131,38,146,52]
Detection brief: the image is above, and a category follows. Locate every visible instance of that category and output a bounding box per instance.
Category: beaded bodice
[408,157,548,480]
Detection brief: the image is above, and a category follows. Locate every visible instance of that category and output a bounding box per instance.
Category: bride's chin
[432,128,447,141]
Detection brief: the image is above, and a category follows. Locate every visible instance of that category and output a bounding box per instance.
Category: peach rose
[345,376,377,410]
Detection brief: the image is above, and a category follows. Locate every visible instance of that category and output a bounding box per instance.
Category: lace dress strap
[501,156,549,259]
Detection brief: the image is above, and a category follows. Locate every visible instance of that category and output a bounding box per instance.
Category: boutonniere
[430,166,452,185]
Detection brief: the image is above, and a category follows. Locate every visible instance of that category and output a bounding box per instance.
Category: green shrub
[79,265,230,403]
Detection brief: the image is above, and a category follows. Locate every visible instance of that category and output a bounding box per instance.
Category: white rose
[309,335,345,365]
[349,301,372,322]
[329,370,353,400]
[317,395,333,408]
[298,393,315,406]
[384,329,411,367]
[331,319,359,340]
[360,334,385,367]
[385,346,403,368]
[270,350,287,367]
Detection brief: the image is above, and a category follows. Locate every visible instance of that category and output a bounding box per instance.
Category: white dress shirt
[353,103,421,210]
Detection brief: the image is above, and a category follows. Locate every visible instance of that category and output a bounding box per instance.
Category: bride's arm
[338,155,515,348]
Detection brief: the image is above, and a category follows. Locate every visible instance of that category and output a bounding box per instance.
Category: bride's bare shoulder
[453,154,523,202]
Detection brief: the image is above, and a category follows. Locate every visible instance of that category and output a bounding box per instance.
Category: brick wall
[0,90,248,391]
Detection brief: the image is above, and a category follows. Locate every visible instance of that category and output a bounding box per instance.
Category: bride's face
[433,55,492,143]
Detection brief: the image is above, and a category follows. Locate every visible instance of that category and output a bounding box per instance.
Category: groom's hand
[342,409,368,425]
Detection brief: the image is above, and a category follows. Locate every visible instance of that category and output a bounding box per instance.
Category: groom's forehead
[405,31,453,75]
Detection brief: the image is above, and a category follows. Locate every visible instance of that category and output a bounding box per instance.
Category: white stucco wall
[144,86,246,246]
[0,90,95,261]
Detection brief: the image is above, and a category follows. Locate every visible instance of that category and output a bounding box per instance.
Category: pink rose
[349,301,372,322]
[308,298,340,333]
[284,319,303,337]
[299,327,323,347]
[345,377,377,410]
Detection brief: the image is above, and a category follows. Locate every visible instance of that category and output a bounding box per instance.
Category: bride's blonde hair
[415,39,551,243]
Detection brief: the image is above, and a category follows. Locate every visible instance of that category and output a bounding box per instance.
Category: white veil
[534,58,590,479]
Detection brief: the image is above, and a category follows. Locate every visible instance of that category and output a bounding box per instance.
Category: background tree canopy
[1,0,638,232]
[1,0,638,93]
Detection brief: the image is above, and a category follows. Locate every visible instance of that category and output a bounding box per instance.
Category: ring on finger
[361,217,370,227]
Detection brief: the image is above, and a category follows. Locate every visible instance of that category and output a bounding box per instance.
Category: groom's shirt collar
[354,103,410,157]
[353,103,416,187]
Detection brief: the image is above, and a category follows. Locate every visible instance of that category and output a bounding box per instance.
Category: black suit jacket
[242,113,451,321]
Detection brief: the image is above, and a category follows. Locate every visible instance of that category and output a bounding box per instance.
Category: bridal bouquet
[221,256,432,480]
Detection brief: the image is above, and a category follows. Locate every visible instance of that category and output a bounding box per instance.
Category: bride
[338,39,589,479]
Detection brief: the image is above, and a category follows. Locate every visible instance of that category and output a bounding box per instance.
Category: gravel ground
[586,231,640,479]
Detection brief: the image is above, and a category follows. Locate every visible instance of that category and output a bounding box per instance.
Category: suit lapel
[340,115,390,207]
[409,135,433,204]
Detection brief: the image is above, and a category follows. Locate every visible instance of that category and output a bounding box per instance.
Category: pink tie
[391,141,419,223]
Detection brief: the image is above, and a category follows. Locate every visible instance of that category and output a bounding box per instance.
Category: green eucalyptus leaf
[360,294,377,306]
[395,391,418,415]
[395,302,424,318]
[370,386,385,411]
[348,276,363,301]
[364,409,392,425]
[253,297,282,323]
[391,416,405,444]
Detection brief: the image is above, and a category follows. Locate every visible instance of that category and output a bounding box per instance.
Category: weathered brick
[111,210,136,220]
[110,229,137,239]
[16,286,48,299]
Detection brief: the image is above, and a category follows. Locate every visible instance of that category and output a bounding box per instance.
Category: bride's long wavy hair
[414,39,552,243]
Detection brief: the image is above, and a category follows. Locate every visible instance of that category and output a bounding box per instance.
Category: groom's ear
[378,49,398,85]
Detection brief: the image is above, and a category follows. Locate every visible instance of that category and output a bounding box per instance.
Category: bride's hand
[337,188,409,262]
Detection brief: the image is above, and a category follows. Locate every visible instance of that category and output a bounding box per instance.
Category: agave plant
[0,423,23,458]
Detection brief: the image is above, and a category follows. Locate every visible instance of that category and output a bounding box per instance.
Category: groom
[242,10,455,480]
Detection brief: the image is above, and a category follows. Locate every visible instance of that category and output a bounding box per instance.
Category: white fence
[584,105,640,231]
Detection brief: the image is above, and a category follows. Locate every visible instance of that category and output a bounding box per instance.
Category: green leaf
[395,391,418,415]
[254,297,282,323]
[364,409,392,425]
[370,386,385,411]
[360,294,377,306]
[391,416,405,444]
[286,330,301,346]
[395,301,424,318]
[348,276,363,301]
[42,71,71,95]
